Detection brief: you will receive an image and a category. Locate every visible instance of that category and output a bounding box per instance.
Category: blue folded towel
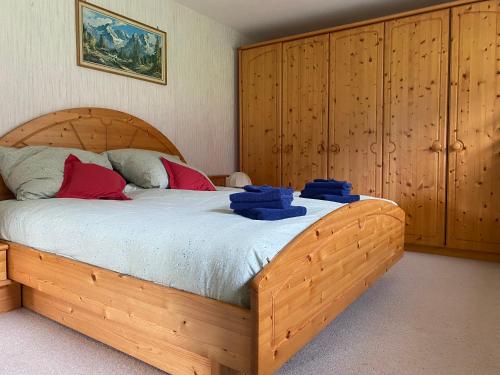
[305,194,360,203]
[313,178,349,183]
[300,187,351,197]
[243,185,274,192]
[230,197,293,210]
[230,185,293,203]
[234,206,307,221]
[305,180,352,190]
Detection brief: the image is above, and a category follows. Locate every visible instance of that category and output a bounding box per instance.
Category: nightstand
[209,175,229,187]
[0,243,21,313]
[0,244,6,281]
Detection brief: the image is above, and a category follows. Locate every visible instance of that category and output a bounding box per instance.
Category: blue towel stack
[300,179,360,203]
[230,185,307,220]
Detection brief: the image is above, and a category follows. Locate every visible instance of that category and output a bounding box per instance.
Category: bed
[0,108,405,375]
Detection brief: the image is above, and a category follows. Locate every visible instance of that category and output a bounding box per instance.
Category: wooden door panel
[448,1,500,253]
[383,10,449,246]
[240,44,282,186]
[329,23,384,196]
[282,35,329,189]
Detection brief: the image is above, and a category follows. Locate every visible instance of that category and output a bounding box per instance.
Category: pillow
[123,183,143,194]
[56,155,130,200]
[160,157,216,191]
[104,149,181,189]
[0,146,112,200]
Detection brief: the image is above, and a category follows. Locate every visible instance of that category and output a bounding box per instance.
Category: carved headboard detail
[0,107,185,200]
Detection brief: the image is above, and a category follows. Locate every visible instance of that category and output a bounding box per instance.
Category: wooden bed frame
[0,108,405,375]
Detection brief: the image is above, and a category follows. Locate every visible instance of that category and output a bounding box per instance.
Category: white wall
[0,0,248,174]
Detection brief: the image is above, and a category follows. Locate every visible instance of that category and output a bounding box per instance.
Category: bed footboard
[251,200,405,375]
[7,243,252,375]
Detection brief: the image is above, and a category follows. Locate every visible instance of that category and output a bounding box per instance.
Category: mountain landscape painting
[77,1,166,84]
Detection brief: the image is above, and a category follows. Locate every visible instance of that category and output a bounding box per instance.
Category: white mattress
[0,187,386,307]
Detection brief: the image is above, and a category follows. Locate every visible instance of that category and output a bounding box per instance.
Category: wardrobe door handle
[317,144,326,154]
[329,144,340,154]
[430,141,443,153]
[450,140,464,152]
[387,141,397,154]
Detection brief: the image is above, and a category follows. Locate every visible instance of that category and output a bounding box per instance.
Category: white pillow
[104,149,181,189]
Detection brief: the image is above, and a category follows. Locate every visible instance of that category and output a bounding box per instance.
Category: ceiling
[176,0,450,42]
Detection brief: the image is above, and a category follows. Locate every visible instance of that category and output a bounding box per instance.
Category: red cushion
[56,155,130,200]
[160,157,216,191]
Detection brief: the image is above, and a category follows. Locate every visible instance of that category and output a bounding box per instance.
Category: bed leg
[0,281,21,313]
[211,362,246,375]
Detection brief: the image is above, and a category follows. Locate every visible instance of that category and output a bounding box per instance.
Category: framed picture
[76,0,167,85]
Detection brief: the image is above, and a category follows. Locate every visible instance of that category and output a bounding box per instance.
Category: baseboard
[405,244,500,263]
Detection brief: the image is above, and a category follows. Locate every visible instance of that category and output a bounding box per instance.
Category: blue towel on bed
[313,179,344,183]
[234,206,307,221]
[230,185,293,203]
[230,197,293,210]
[305,180,352,190]
[242,185,273,192]
[304,194,360,203]
[300,187,351,197]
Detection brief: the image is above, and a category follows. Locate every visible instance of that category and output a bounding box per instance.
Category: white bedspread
[0,188,384,307]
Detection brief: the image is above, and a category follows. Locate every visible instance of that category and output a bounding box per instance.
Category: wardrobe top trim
[239,0,481,50]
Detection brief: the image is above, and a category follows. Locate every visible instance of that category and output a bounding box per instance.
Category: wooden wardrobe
[239,0,500,260]
[447,1,500,254]
[383,10,450,247]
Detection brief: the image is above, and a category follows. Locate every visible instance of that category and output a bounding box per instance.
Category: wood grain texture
[282,34,329,189]
[447,0,500,253]
[8,243,252,374]
[383,10,449,247]
[329,23,384,196]
[0,0,248,175]
[251,200,405,375]
[0,108,184,157]
[240,43,282,186]
[23,287,216,375]
[0,281,21,313]
[0,107,186,201]
[238,0,498,263]
[0,250,6,281]
[211,362,246,375]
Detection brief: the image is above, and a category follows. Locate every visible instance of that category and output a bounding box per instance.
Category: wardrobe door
[282,35,329,189]
[329,23,384,196]
[240,43,282,186]
[448,1,500,253]
[384,10,449,246]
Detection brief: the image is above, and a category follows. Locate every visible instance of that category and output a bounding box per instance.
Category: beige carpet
[0,252,499,375]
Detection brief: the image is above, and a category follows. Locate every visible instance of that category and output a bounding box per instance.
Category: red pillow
[160,157,216,191]
[56,155,130,200]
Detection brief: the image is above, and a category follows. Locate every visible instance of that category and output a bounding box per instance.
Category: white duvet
[0,188,384,307]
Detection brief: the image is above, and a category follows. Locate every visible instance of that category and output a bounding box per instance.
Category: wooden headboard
[0,107,185,200]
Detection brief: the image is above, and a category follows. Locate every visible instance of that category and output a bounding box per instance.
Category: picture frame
[75,0,167,85]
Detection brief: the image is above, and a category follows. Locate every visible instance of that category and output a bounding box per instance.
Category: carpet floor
[0,252,499,375]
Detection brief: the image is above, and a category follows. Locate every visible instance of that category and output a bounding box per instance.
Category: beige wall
[0,0,248,174]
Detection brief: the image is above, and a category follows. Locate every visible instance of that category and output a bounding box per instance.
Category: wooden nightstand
[0,244,6,281]
[0,243,21,313]
[209,175,229,187]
